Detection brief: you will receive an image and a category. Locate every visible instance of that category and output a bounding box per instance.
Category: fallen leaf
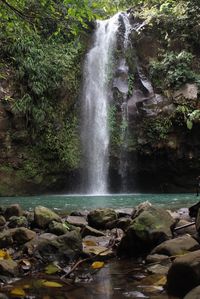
[83,240,97,246]
[41,280,63,288]
[83,245,113,256]
[45,263,60,275]
[0,250,11,260]
[91,261,104,269]
[154,276,167,286]
[10,287,26,297]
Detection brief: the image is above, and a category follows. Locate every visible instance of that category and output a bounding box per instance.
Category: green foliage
[174,106,200,130]
[142,116,172,142]
[41,113,80,169]
[108,105,121,153]
[149,51,198,90]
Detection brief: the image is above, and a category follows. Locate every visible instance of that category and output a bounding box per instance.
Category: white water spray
[81,13,131,194]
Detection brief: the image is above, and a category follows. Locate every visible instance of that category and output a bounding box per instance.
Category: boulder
[0,230,13,248]
[8,216,28,228]
[48,221,70,235]
[25,230,82,263]
[81,225,105,237]
[117,206,174,257]
[13,227,36,245]
[0,206,5,215]
[166,250,200,298]
[184,285,200,299]
[66,216,88,227]
[173,83,198,101]
[87,208,117,229]
[146,253,170,264]
[0,260,18,277]
[131,201,152,219]
[0,216,6,227]
[174,219,196,236]
[4,204,23,220]
[115,217,132,230]
[151,235,200,256]
[34,206,61,229]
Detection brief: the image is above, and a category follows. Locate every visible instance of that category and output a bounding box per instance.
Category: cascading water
[119,14,132,192]
[81,13,120,194]
[81,12,131,194]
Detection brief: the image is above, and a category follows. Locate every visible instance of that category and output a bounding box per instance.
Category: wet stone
[8,216,28,228]
[4,204,23,220]
[0,260,18,277]
[0,216,6,227]
[34,206,61,229]
[66,216,88,227]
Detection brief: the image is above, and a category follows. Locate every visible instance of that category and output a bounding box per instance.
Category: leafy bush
[149,51,198,90]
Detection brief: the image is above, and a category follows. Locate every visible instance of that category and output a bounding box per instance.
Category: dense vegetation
[0,0,200,194]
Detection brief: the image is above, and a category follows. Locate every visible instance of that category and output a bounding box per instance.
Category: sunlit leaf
[83,240,97,246]
[45,264,60,275]
[0,250,11,260]
[91,261,104,269]
[41,280,63,288]
[10,288,26,297]
[154,276,167,286]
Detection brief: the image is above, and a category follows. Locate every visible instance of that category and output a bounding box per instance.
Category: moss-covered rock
[117,206,174,257]
[34,206,61,229]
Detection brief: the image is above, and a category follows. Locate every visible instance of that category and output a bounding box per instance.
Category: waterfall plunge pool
[0,193,197,212]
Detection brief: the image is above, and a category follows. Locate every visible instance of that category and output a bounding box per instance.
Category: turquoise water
[0,193,198,211]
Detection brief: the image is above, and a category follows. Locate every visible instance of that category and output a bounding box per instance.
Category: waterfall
[81,12,131,194]
[81,13,120,194]
[119,13,132,192]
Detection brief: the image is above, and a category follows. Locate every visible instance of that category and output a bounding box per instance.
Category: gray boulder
[184,286,200,299]
[13,227,36,245]
[151,235,200,256]
[87,208,117,229]
[25,230,82,263]
[0,227,36,248]
[48,221,70,235]
[4,204,23,220]
[117,206,174,257]
[34,206,61,228]
[166,250,200,298]
[0,216,6,227]
[0,230,13,248]
[66,216,88,227]
[0,260,18,277]
[8,216,28,228]
[81,225,105,237]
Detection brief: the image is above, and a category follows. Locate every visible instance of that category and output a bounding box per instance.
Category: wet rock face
[26,230,83,263]
[87,208,118,229]
[34,206,62,229]
[4,204,23,220]
[117,206,174,257]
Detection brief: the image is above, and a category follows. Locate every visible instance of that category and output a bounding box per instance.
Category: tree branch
[0,0,30,21]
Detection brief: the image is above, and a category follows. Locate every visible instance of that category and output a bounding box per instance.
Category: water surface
[0,193,197,212]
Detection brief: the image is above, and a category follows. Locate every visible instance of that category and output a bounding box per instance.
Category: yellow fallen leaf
[83,240,97,246]
[41,280,63,288]
[91,261,104,269]
[154,276,167,286]
[10,288,26,297]
[45,263,60,275]
[0,250,11,260]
